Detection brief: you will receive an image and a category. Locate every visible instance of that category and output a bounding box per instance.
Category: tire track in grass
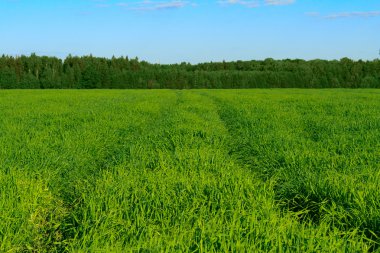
[2,90,377,252]
[66,91,289,252]
[63,90,212,251]
[61,90,379,252]
[0,90,179,252]
[202,91,283,181]
[205,90,380,251]
[56,90,180,250]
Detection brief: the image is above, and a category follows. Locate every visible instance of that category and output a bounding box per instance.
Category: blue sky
[0,0,379,63]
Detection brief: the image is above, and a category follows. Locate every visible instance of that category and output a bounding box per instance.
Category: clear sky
[1,0,379,63]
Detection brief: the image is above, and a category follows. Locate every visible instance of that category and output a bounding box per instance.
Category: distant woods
[0,54,379,89]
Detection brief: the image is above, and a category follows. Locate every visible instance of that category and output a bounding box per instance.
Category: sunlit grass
[0,89,379,252]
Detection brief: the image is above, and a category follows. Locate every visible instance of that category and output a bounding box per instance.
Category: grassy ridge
[0,90,379,252]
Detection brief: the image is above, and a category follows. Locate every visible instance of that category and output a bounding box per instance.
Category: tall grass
[0,89,379,252]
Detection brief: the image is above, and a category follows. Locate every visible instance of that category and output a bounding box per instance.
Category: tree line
[0,54,379,89]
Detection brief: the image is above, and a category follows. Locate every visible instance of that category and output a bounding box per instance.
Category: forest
[0,54,379,89]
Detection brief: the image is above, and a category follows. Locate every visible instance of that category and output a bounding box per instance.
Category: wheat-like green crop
[0,89,379,252]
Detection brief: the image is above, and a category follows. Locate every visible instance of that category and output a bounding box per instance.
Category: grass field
[1,89,380,252]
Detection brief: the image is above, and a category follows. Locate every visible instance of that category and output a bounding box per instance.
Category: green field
[1,89,380,252]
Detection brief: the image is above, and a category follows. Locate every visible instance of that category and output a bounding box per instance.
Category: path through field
[1,90,380,252]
